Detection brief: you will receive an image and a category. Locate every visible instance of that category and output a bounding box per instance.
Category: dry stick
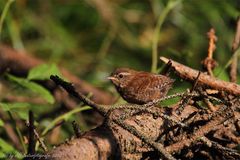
[50,75,233,159]
[107,92,199,113]
[72,121,82,138]
[110,104,187,128]
[140,92,201,109]
[111,119,176,160]
[197,87,218,112]
[26,121,48,152]
[105,91,204,129]
[52,74,199,115]
[191,72,201,92]
[202,28,218,77]
[50,75,176,160]
[161,60,173,76]
[34,129,48,152]
[200,136,240,158]
[203,98,216,112]
[176,72,201,115]
[160,56,240,96]
[221,128,240,144]
[50,75,108,115]
[141,108,187,127]
[51,75,194,117]
[27,111,35,156]
[230,17,240,83]
[51,75,228,119]
[166,104,234,154]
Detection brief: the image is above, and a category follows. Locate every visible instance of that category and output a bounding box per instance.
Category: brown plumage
[108,68,174,104]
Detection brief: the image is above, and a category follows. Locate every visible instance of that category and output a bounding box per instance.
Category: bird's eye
[118,74,123,78]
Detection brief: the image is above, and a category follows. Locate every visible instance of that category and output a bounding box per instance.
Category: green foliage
[41,106,91,136]
[7,74,54,104]
[0,102,30,111]
[0,102,30,120]
[0,0,239,155]
[0,138,22,159]
[0,119,4,127]
[151,0,182,73]
[27,63,62,80]
[0,0,15,38]
[214,66,230,81]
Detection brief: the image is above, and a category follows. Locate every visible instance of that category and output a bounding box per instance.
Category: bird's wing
[149,74,174,90]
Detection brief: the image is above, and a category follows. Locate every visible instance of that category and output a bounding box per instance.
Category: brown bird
[108,68,174,104]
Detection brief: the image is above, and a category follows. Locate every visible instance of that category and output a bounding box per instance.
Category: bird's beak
[108,76,120,85]
[107,76,117,81]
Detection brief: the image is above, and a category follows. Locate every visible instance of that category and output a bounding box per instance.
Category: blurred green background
[0,0,239,80]
[0,0,239,157]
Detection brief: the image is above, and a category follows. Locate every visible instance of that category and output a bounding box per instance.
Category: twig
[50,75,108,115]
[142,92,199,108]
[202,28,218,76]
[72,121,82,138]
[34,129,48,152]
[166,103,234,154]
[230,17,240,82]
[51,75,201,116]
[51,75,176,160]
[111,105,187,128]
[160,56,240,95]
[26,119,48,152]
[111,119,176,160]
[200,136,240,158]
[105,92,200,117]
[142,108,187,127]
[176,72,201,115]
[160,60,173,76]
[49,73,239,159]
[191,71,201,92]
[203,98,216,112]
[27,110,35,156]
[197,87,217,112]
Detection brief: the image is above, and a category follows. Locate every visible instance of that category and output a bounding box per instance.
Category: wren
[108,68,174,104]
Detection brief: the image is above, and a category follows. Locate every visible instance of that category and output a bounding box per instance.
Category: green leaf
[27,63,62,80]
[42,106,91,136]
[0,138,22,159]
[0,102,31,120]
[214,66,230,81]
[16,111,29,120]
[0,102,30,111]
[0,119,4,127]
[7,74,55,104]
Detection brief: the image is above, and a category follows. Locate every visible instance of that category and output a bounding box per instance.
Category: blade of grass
[7,111,27,153]
[0,138,22,159]
[96,26,117,62]
[151,0,182,73]
[7,17,25,51]
[0,0,15,38]
[41,106,91,136]
[216,47,240,77]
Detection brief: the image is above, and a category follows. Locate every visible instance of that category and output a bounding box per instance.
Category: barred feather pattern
[109,68,174,104]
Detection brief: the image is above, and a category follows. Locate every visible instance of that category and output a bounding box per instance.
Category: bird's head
[108,68,135,88]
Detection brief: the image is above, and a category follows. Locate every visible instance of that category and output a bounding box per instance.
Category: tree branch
[160,56,240,95]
